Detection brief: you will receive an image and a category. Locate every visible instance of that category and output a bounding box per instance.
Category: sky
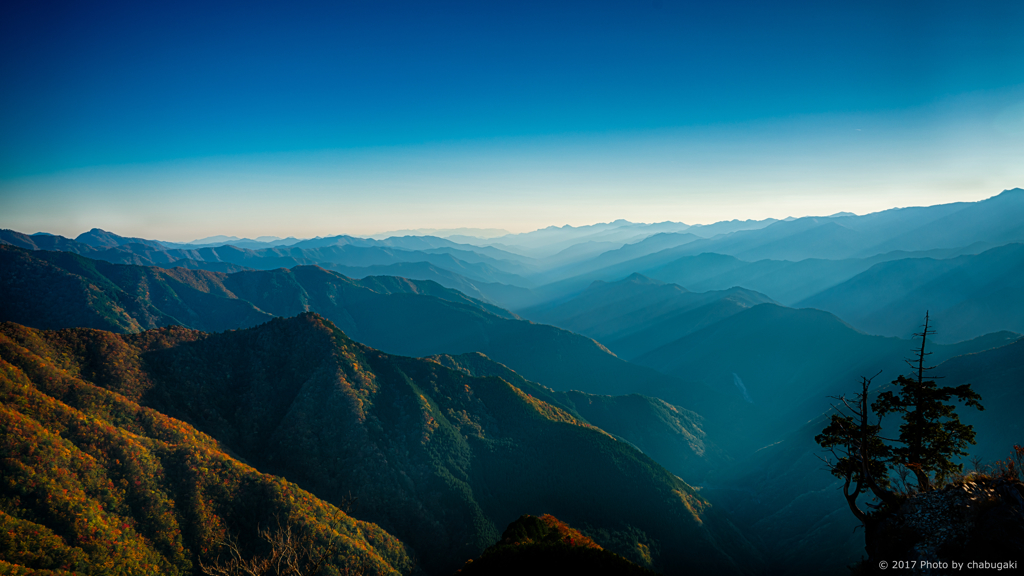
[1,0,1022,241]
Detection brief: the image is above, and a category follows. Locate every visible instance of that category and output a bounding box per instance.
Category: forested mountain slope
[0,245,716,412]
[0,321,414,576]
[0,316,763,575]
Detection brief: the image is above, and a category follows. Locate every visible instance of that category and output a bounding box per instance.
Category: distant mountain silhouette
[75,227,167,250]
[522,273,775,359]
[1,229,249,273]
[531,233,701,284]
[2,229,535,287]
[644,246,997,305]
[1,228,97,253]
[798,243,1024,341]
[634,303,1019,454]
[645,189,1024,263]
[859,187,1024,255]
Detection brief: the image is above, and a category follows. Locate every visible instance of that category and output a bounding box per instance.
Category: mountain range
[5,189,1024,323]
[3,188,1024,574]
[0,314,762,575]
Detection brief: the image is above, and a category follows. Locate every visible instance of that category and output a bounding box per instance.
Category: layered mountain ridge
[0,314,762,575]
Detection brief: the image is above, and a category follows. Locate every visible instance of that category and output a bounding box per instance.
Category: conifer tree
[815,372,899,521]
[817,312,985,522]
[873,312,984,491]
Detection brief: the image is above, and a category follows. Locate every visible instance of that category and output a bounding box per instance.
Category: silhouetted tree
[818,312,985,523]
[873,312,984,491]
[816,371,899,522]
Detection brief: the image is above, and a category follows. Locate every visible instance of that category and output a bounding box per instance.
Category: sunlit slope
[432,351,728,485]
[0,315,762,575]
[456,514,659,576]
[0,322,414,576]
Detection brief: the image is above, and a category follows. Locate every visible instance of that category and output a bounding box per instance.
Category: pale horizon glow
[2,89,1023,242]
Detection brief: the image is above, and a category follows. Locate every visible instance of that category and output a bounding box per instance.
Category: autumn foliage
[0,321,413,575]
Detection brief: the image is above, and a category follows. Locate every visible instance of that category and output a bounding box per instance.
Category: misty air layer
[1,189,1023,575]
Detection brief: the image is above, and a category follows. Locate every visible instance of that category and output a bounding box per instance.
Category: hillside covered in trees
[0,315,762,575]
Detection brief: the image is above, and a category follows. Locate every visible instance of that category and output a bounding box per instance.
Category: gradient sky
[2,0,1022,241]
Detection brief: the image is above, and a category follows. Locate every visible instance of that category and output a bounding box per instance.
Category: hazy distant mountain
[798,243,1024,341]
[531,232,702,284]
[626,217,878,263]
[324,261,536,308]
[168,237,539,283]
[522,274,775,359]
[643,244,997,305]
[531,189,1024,282]
[1,228,98,254]
[683,218,780,238]
[633,303,1020,453]
[528,237,1005,311]
[0,315,762,575]
[371,226,511,239]
[186,234,241,243]
[541,240,627,266]
[163,241,534,285]
[6,228,538,286]
[75,227,167,250]
[1,229,251,273]
[469,220,694,258]
[163,235,304,249]
[857,188,1024,255]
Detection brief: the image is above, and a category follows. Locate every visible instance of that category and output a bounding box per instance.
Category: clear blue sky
[2,0,1022,240]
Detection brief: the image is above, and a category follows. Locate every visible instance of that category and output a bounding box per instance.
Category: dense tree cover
[431,351,725,484]
[0,322,414,576]
[0,315,763,575]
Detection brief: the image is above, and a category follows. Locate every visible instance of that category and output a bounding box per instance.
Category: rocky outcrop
[865,477,1024,574]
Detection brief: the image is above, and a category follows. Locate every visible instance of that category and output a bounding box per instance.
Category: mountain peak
[75,228,166,250]
[623,272,662,285]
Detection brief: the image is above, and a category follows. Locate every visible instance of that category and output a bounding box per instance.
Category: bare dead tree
[200,520,342,576]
